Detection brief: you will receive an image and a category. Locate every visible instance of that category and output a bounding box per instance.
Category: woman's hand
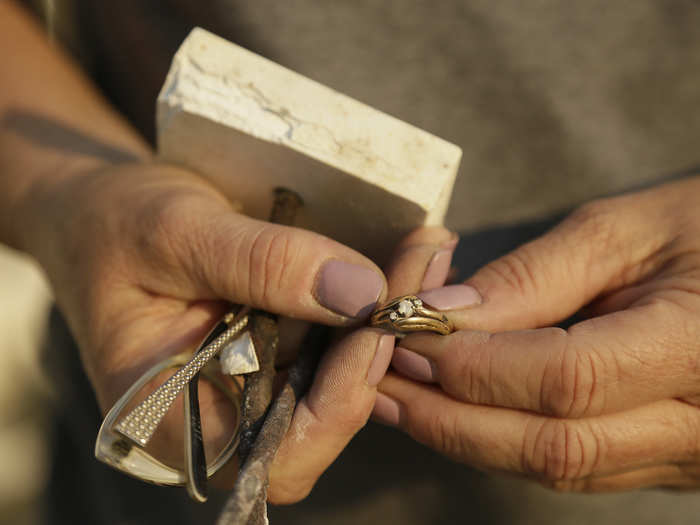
[2,2,460,503]
[19,158,458,501]
[268,226,457,502]
[376,176,700,492]
[21,160,391,477]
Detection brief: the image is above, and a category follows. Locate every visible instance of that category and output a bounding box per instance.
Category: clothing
[35,1,700,523]
[56,0,700,232]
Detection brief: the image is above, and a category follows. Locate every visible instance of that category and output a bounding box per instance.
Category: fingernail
[367,333,395,386]
[392,347,436,383]
[421,242,457,291]
[418,284,481,311]
[442,236,459,250]
[372,392,400,427]
[314,260,384,318]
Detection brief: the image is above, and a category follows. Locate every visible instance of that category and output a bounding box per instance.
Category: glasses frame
[94,352,241,486]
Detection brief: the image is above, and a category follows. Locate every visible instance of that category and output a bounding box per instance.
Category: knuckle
[524,419,600,482]
[673,312,700,378]
[246,226,297,306]
[484,248,540,299]
[137,194,193,263]
[566,199,619,253]
[449,334,493,405]
[540,329,600,418]
[569,198,615,231]
[675,406,700,461]
[423,410,465,461]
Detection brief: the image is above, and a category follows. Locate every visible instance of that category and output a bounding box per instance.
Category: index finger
[377,373,700,483]
[382,226,457,298]
[397,298,700,418]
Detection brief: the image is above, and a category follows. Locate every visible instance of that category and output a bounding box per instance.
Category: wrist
[10,155,144,264]
[0,110,153,250]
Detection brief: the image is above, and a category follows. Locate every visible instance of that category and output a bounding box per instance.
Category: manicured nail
[314,260,384,318]
[367,334,396,386]
[392,347,436,383]
[421,242,457,291]
[372,392,400,427]
[418,284,481,311]
[442,236,459,250]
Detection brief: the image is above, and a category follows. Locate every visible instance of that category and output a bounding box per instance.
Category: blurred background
[0,246,52,525]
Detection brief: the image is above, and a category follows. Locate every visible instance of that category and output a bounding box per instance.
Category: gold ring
[370,295,454,335]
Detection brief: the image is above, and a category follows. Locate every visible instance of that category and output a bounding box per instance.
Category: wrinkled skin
[23,160,454,502]
[379,176,700,492]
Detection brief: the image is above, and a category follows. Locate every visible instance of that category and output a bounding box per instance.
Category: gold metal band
[370,295,454,335]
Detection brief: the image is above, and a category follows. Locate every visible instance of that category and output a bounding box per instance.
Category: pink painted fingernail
[367,334,396,386]
[421,241,457,291]
[314,260,384,318]
[372,393,400,427]
[392,347,436,383]
[418,284,482,311]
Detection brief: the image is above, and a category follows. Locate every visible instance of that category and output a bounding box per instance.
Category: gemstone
[397,299,414,317]
[389,312,398,321]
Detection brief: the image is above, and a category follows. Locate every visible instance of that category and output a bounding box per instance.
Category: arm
[0,0,150,250]
[378,175,700,492]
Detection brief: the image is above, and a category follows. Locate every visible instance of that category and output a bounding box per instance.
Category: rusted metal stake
[216,188,309,525]
[216,325,327,525]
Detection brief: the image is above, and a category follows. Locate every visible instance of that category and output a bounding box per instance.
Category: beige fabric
[217,1,700,233]
[46,1,700,232]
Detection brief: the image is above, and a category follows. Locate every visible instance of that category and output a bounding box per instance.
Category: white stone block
[157,28,461,264]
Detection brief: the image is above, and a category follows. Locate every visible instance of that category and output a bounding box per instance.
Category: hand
[268,225,457,502]
[22,160,390,479]
[376,176,700,492]
[3,1,457,502]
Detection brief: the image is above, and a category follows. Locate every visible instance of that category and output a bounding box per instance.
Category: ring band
[370,295,454,335]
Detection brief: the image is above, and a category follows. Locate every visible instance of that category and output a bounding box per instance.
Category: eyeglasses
[95,307,251,501]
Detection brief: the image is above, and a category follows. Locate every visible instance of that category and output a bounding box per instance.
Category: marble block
[157,28,462,264]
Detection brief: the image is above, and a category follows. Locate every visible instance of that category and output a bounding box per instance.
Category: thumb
[157,208,387,326]
[420,198,669,331]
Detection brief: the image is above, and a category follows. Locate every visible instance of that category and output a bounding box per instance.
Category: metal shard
[219,331,259,375]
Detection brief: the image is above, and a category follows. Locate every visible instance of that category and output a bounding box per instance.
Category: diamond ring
[369,295,454,335]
